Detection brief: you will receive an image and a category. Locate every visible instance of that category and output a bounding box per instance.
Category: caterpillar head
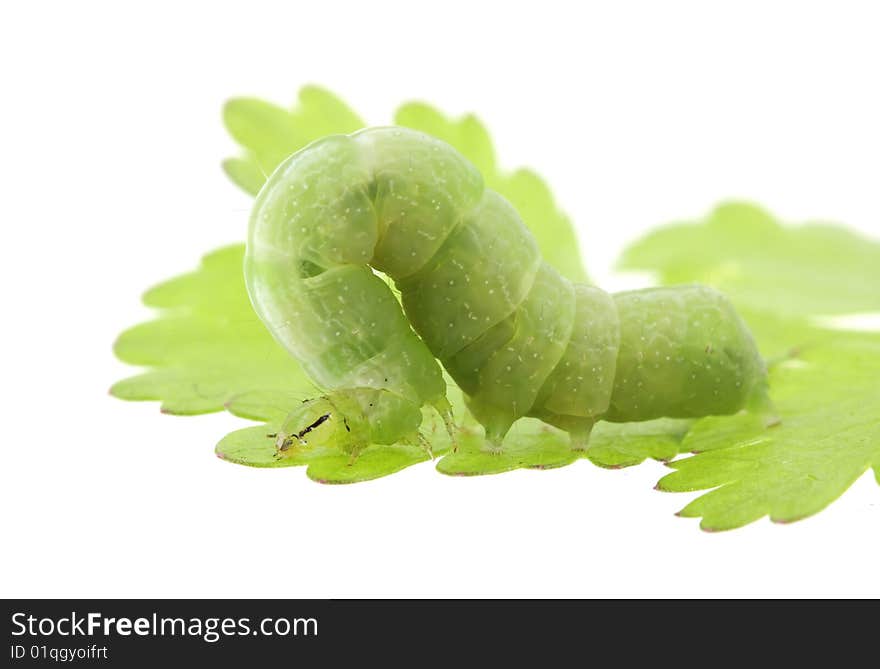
[272,397,351,458]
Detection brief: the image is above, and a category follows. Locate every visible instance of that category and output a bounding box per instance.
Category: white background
[2,1,878,598]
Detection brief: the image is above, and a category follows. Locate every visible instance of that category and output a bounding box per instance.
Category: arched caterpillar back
[246,127,770,458]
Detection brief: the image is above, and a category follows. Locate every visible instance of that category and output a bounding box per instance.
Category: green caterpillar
[246,127,771,460]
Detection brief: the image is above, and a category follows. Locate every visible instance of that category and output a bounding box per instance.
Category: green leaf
[587,419,692,469]
[658,335,880,531]
[223,98,305,176]
[620,202,880,529]
[437,417,690,476]
[215,375,690,481]
[222,157,266,196]
[395,102,588,283]
[222,85,365,195]
[619,201,880,321]
[437,421,580,476]
[115,85,370,414]
[111,245,315,415]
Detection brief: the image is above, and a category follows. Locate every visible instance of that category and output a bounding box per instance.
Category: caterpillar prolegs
[246,127,770,460]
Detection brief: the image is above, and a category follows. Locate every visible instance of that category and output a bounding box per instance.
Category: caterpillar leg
[747,380,781,428]
[529,410,596,452]
[461,397,515,454]
[483,419,514,455]
[417,433,434,459]
[346,444,367,466]
[431,397,459,453]
[568,423,595,452]
[402,432,434,459]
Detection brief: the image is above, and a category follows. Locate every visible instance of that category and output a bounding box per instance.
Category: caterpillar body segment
[246,127,769,457]
[606,286,769,422]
